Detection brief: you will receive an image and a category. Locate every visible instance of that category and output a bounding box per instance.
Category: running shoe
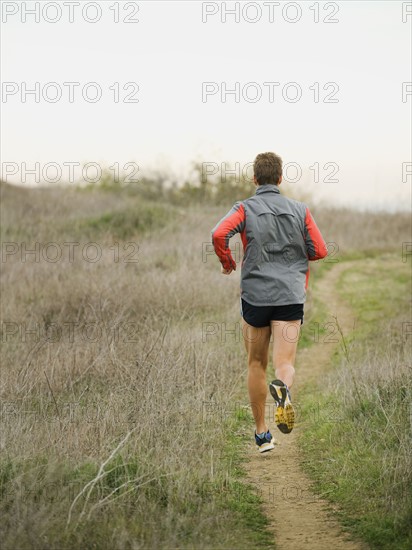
[269,379,295,434]
[254,430,275,453]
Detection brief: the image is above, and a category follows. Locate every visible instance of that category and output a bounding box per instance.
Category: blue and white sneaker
[254,430,275,453]
[269,379,295,434]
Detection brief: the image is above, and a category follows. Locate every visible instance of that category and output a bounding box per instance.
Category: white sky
[1,0,411,211]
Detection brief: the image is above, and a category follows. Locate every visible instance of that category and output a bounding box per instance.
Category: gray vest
[241,185,309,306]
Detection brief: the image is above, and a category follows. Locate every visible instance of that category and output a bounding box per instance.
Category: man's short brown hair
[253,152,282,185]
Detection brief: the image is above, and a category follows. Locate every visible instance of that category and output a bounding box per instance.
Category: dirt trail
[245,262,367,550]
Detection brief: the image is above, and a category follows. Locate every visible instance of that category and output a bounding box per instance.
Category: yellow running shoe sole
[270,380,295,434]
[275,403,295,434]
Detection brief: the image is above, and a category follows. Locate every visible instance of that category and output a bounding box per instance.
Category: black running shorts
[240,298,304,328]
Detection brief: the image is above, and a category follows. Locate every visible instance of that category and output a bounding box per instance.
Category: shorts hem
[240,298,304,327]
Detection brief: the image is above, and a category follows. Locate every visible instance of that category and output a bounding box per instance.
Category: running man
[211,152,328,453]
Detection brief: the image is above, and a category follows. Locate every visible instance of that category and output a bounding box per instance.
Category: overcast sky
[1,0,411,211]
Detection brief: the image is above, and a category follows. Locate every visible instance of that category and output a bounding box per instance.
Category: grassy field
[0,180,276,549]
[1,178,411,549]
[299,254,412,549]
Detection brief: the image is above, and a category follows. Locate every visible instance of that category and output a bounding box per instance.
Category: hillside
[1,180,411,549]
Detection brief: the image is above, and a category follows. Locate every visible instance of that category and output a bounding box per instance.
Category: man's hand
[221,266,233,275]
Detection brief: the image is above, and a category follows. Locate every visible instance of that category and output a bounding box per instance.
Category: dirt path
[245,261,367,550]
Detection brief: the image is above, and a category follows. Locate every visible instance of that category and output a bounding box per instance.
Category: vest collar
[255,184,280,195]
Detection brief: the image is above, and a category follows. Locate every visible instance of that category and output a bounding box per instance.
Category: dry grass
[313,206,411,255]
[1,180,411,549]
[1,183,255,549]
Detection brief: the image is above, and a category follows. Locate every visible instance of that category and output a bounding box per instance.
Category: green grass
[299,254,412,549]
[0,407,275,550]
[201,409,275,549]
[79,203,174,240]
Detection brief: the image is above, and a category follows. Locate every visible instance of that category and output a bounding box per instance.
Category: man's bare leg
[269,320,301,433]
[271,320,301,388]
[242,319,271,434]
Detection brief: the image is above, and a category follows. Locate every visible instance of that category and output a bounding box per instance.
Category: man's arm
[211,201,246,271]
[304,207,328,260]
